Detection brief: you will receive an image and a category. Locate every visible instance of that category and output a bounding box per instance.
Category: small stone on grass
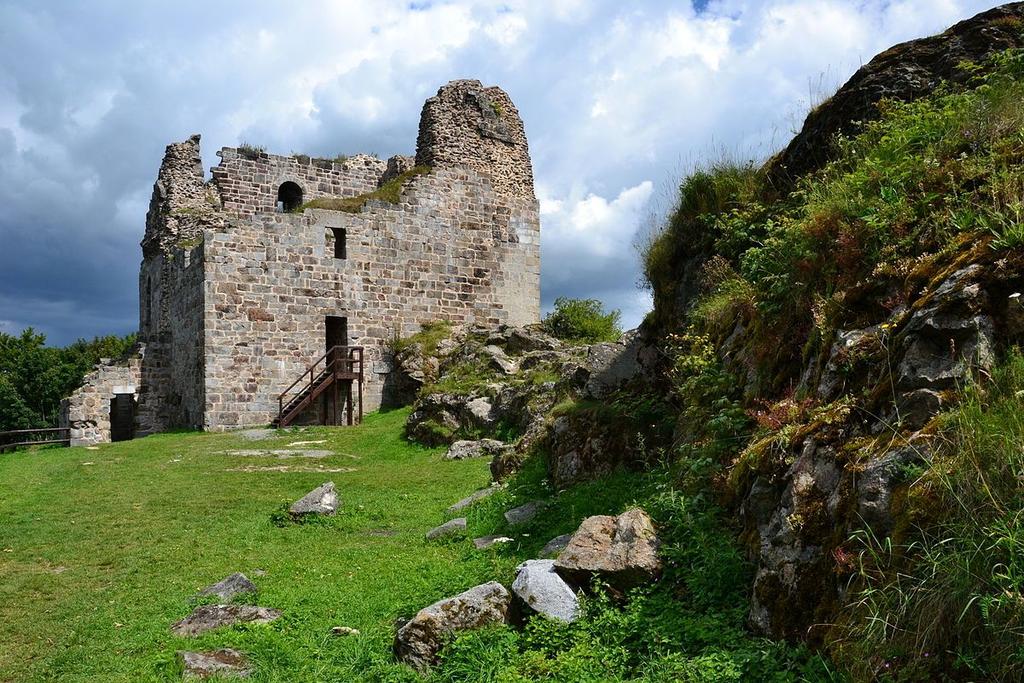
[426,517,467,541]
[179,648,252,679]
[196,573,257,602]
[504,500,546,526]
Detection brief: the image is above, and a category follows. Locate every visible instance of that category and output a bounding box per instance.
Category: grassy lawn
[0,408,645,682]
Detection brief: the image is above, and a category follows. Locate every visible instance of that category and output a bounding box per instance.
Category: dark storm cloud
[0,0,1000,344]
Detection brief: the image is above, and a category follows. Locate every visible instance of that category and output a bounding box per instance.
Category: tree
[0,329,136,431]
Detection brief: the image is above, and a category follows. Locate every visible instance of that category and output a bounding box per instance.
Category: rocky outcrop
[394,581,511,671]
[765,3,1024,189]
[403,323,661,488]
[734,254,1019,638]
[583,331,643,399]
[444,439,510,461]
[547,414,636,489]
[554,509,661,591]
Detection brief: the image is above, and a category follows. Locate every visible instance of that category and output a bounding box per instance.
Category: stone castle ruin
[60,80,540,445]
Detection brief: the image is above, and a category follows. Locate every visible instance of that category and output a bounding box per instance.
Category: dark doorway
[110,394,136,442]
[326,316,348,355]
[277,181,303,212]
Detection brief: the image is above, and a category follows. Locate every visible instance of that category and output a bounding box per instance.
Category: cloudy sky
[0,0,1003,345]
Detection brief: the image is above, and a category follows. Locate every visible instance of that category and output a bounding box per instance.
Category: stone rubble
[178,649,252,679]
[394,581,511,671]
[512,560,580,623]
[447,486,501,514]
[554,508,661,591]
[473,535,514,550]
[425,517,467,541]
[504,500,546,526]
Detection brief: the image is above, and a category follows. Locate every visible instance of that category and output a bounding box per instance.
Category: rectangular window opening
[330,228,347,259]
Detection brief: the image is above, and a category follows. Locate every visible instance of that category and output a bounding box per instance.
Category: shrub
[236,142,265,160]
[542,297,622,343]
[838,349,1024,680]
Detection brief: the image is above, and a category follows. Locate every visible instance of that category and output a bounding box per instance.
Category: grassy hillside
[0,408,833,682]
[636,46,1024,679]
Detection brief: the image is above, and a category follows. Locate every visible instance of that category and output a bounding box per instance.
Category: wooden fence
[0,428,71,453]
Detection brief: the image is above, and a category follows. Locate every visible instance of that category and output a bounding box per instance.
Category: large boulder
[554,508,661,591]
[289,482,339,517]
[512,560,580,623]
[583,331,642,399]
[172,604,282,637]
[394,581,511,671]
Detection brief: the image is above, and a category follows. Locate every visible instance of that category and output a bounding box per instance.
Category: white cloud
[0,0,1004,343]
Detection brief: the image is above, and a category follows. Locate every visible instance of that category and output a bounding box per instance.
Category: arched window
[277,181,303,212]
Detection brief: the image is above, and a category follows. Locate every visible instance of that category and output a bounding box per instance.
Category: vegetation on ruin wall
[0,408,830,681]
[638,49,1024,679]
[299,165,431,213]
[0,329,136,430]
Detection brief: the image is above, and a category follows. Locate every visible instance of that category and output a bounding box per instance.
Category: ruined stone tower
[61,80,541,443]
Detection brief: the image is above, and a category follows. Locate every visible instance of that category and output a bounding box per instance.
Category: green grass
[300,166,431,213]
[0,409,511,682]
[0,407,827,681]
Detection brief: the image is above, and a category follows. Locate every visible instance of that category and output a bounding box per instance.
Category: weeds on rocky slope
[836,349,1024,681]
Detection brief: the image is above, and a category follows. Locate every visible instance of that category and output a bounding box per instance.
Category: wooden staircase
[273,346,364,428]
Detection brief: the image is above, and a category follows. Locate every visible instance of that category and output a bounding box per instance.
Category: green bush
[542,297,622,343]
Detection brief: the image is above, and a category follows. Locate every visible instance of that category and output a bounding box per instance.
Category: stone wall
[416,80,535,201]
[212,150,387,218]
[60,350,142,446]
[62,79,541,439]
[201,163,540,429]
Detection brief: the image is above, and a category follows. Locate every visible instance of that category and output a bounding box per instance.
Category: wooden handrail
[277,346,363,426]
